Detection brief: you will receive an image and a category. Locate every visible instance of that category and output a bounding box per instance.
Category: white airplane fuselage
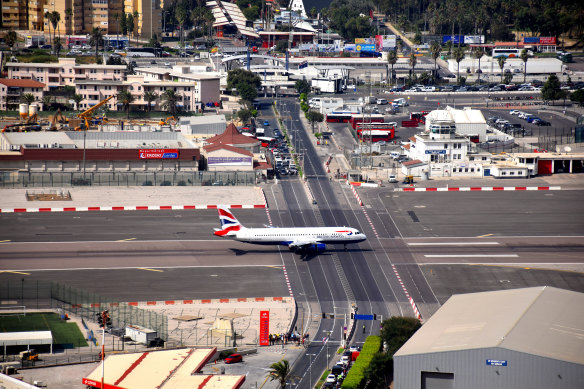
[231,227,367,246]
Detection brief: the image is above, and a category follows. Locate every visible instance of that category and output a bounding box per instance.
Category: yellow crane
[75,95,115,131]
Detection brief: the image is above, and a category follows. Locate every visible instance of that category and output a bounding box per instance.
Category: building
[203,143,254,172]
[178,115,228,138]
[0,79,46,111]
[124,0,162,38]
[393,287,584,389]
[425,107,487,142]
[204,123,261,154]
[82,348,245,389]
[2,0,44,30]
[207,0,259,40]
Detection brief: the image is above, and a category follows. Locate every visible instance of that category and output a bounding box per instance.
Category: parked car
[533,119,551,126]
[510,110,520,115]
[326,374,337,383]
[263,120,270,126]
[225,354,243,364]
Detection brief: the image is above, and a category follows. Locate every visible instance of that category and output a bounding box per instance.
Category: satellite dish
[564,146,572,153]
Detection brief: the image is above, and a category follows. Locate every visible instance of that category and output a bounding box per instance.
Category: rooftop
[0,78,46,88]
[394,287,584,365]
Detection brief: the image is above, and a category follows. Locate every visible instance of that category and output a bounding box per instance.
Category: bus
[350,114,385,129]
[410,111,429,124]
[326,112,354,123]
[356,122,396,132]
[492,48,524,58]
[358,130,394,143]
[126,47,162,57]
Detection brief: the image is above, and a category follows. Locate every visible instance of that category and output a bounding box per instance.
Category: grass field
[0,313,87,347]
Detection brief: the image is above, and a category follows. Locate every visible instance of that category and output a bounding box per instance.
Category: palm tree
[133,10,139,45]
[44,11,52,51]
[175,5,188,50]
[42,94,53,111]
[453,46,465,85]
[5,30,17,50]
[50,11,61,49]
[72,94,83,111]
[473,46,485,85]
[117,89,134,119]
[267,360,290,389]
[386,50,397,87]
[53,37,62,56]
[21,93,35,105]
[520,49,529,84]
[143,90,159,112]
[160,89,180,117]
[65,8,72,44]
[113,13,120,50]
[430,41,441,85]
[409,52,417,82]
[497,56,506,84]
[89,27,103,60]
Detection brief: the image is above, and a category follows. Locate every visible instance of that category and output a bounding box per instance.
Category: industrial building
[393,287,584,389]
[425,107,487,142]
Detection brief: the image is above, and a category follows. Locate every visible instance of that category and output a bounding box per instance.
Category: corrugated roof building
[425,106,487,142]
[394,286,584,389]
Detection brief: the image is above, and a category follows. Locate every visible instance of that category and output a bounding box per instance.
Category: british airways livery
[214,206,367,254]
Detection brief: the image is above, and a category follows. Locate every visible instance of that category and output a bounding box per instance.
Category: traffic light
[373,314,377,320]
[96,312,103,327]
[105,313,112,327]
[322,312,326,318]
[351,313,354,319]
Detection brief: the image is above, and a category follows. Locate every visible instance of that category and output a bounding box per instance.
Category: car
[376,98,388,105]
[374,141,386,146]
[489,86,502,91]
[510,110,520,115]
[263,120,270,126]
[326,374,337,383]
[533,119,551,126]
[224,353,242,364]
[40,44,52,49]
[340,355,351,366]
[349,345,361,352]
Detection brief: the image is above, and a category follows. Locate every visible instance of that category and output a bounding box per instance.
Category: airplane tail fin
[214,206,244,237]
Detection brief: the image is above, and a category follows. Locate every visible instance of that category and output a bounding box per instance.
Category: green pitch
[0,313,88,347]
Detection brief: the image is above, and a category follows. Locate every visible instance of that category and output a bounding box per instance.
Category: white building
[425,107,487,142]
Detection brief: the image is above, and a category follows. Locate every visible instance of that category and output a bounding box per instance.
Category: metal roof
[0,331,53,346]
[394,287,584,365]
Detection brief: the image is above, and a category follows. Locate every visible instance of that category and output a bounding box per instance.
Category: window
[470,168,474,172]
[518,171,523,175]
[444,144,448,149]
[502,171,507,175]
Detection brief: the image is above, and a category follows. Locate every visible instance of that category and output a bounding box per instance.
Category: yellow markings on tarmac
[137,268,164,272]
[0,240,11,243]
[0,270,31,275]
[266,265,283,269]
[476,233,494,238]
[117,238,137,242]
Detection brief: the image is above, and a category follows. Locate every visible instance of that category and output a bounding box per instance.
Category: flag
[369,9,373,19]
[323,336,329,344]
[298,60,308,69]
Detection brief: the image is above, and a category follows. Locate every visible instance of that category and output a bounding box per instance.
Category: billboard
[355,38,375,44]
[375,35,397,50]
[344,44,356,52]
[443,35,463,44]
[464,35,485,44]
[139,149,178,159]
[259,310,269,346]
[208,156,252,166]
[539,37,556,44]
[523,37,540,43]
[356,44,375,52]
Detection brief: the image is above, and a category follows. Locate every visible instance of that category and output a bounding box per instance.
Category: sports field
[0,313,87,347]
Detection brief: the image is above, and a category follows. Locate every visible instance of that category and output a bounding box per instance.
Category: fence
[0,171,258,188]
[0,280,167,341]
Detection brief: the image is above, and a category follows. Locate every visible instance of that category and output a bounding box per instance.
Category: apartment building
[2,0,44,30]
[124,0,162,38]
[6,58,126,92]
[0,79,46,111]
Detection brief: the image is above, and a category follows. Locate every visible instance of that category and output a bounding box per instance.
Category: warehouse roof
[83,348,245,389]
[0,79,46,88]
[395,287,584,365]
[426,107,486,125]
[0,331,53,346]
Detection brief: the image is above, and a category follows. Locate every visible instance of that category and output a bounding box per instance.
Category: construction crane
[159,116,177,126]
[48,108,69,131]
[75,95,115,131]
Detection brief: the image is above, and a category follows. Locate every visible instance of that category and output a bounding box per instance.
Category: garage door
[421,371,454,389]
[538,159,552,175]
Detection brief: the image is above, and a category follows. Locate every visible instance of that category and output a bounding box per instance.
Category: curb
[70,296,293,309]
[395,186,561,192]
[0,204,266,213]
[349,183,363,206]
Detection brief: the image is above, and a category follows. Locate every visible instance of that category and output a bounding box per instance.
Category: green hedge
[341,336,381,389]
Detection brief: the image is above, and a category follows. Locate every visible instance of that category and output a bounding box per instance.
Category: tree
[294,79,311,95]
[308,6,318,18]
[113,12,120,50]
[117,89,134,119]
[236,83,258,106]
[175,5,188,49]
[89,28,103,61]
[497,56,506,84]
[53,37,62,56]
[50,11,61,51]
[503,73,513,85]
[126,13,134,48]
[306,110,324,132]
[365,352,393,389]
[237,109,252,123]
[21,93,35,105]
[5,30,17,50]
[541,74,563,104]
[72,94,83,111]
[408,53,417,81]
[380,317,421,355]
[571,89,584,107]
[143,91,159,112]
[267,359,290,388]
[42,94,53,110]
[120,13,128,37]
[65,8,73,43]
[242,6,259,21]
[520,48,529,84]
[430,41,441,84]
[160,89,180,117]
[453,46,465,85]
[44,11,52,50]
[227,69,261,91]
[132,10,139,45]
[473,46,485,84]
[387,50,397,87]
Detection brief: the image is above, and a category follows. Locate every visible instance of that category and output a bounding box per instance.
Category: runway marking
[424,254,519,258]
[117,238,137,242]
[0,240,11,243]
[420,262,584,265]
[476,234,494,238]
[0,270,31,275]
[137,268,164,272]
[408,242,499,246]
[2,265,284,272]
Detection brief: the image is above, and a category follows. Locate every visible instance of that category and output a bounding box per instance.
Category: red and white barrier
[392,264,423,321]
[396,186,561,192]
[0,204,266,213]
[349,183,364,206]
[68,296,292,309]
[349,182,379,188]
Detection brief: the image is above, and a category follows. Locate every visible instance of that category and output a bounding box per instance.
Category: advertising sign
[207,156,252,166]
[442,35,463,44]
[486,359,508,366]
[425,149,447,155]
[463,35,485,44]
[523,37,540,44]
[355,38,374,44]
[539,37,556,44]
[259,310,270,346]
[344,44,356,52]
[356,44,375,52]
[139,149,179,159]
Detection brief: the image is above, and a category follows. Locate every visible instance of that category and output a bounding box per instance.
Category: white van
[376,98,388,105]
[390,151,401,160]
[392,98,408,107]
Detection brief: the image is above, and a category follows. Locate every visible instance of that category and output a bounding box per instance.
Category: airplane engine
[311,243,326,252]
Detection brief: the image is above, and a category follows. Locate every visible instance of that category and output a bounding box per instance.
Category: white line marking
[424,254,519,258]
[3,264,283,272]
[408,242,500,246]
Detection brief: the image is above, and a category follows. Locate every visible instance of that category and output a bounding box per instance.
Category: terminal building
[394,287,584,389]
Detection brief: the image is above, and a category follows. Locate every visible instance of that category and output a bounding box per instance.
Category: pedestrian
[362,324,365,333]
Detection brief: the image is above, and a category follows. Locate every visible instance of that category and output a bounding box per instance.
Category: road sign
[354,314,374,320]
[425,149,446,155]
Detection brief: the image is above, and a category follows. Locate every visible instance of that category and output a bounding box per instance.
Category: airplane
[213,206,367,255]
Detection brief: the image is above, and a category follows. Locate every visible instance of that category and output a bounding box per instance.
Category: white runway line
[424,254,519,258]
[408,242,500,246]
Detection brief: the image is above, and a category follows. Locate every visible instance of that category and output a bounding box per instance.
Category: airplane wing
[288,240,325,253]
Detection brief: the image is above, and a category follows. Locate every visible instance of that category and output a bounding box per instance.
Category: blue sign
[163,152,178,159]
[486,359,508,366]
[425,149,447,155]
[356,44,375,52]
[354,314,374,320]
[443,35,463,44]
[523,37,540,44]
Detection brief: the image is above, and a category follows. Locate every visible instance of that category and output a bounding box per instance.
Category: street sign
[354,314,374,320]
[486,359,507,366]
[425,149,446,155]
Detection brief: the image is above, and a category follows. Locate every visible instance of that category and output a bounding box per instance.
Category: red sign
[259,310,270,346]
[539,37,556,45]
[138,149,178,159]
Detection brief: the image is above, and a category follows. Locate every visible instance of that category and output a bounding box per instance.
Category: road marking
[117,238,137,242]
[2,264,283,272]
[477,233,494,238]
[0,240,11,243]
[0,270,31,275]
[424,254,518,258]
[408,242,499,246]
[137,267,164,272]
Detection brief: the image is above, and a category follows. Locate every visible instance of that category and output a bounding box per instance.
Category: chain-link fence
[0,171,259,188]
[0,280,167,341]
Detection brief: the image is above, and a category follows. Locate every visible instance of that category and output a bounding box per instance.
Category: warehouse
[393,287,584,389]
[425,107,487,142]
